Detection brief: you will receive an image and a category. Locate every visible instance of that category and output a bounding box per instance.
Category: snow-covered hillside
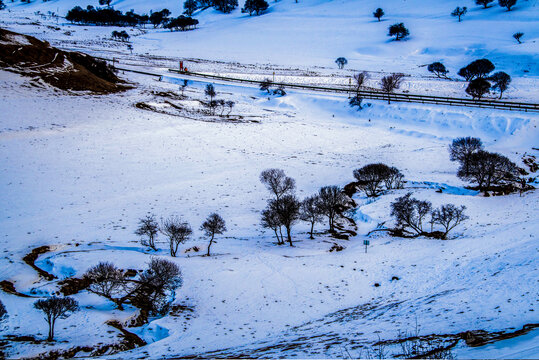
[0,0,538,359]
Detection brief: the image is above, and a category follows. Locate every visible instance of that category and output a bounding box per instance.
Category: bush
[349,95,363,110]
[111,30,130,41]
[353,163,404,197]
[0,0,6,10]
[457,150,519,191]
[388,23,409,41]
[260,78,272,93]
[66,6,153,27]
[466,78,491,100]
[427,62,448,78]
[335,57,348,69]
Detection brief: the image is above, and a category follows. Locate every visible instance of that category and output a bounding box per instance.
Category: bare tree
[451,6,467,22]
[261,206,284,244]
[84,262,125,303]
[513,32,523,44]
[431,204,468,239]
[354,163,401,197]
[317,186,346,232]
[225,100,235,116]
[269,195,301,246]
[391,193,432,236]
[135,215,159,251]
[259,168,296,200]
[300,195,323,239]
[131,258,182,315]
[448,137,483,176]
[161,216,192,257]
[380,73,404,104]
[353,71,369,93]
[34,297,79,341]
[457,150,519,191]
[200,213,227,256]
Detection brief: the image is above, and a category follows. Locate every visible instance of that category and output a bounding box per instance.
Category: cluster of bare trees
[391,193,468,239]
[84,258,182,316]
[259,169,347,245]
[135,213,226,257]
[448,137,524,192]
[204,84,235,115]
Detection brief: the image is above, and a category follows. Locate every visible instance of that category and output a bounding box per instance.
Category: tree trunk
[207,234,214,256]
[48,318,55,341]
[286,226,293,246]
[309,222,315,239]
[278,227,284,245]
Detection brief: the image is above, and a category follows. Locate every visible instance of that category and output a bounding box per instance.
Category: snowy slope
[0,0,538,358]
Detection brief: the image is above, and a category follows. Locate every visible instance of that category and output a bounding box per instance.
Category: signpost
[363,239,370,253]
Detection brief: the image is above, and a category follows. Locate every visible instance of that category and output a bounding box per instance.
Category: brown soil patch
[22,246,56,281]
[0,28,130,93]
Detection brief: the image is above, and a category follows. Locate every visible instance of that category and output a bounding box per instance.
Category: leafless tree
[260,168,296,200]
[317,186,346,232]
[457,150,519,191]
[131,258,182,314]
[391,193,432,236]
[380,73,404,104]
[353,71,369,93]
[34,297,79,341]
[269,195,301,246]
[300,195,323,239]
[225,100,235,116]
[261,206,284,245]
[84,262,125,302]
[161,216,193,257]
[431,204,468,239]
[448,137,483,176]
[200,213,227,256]
[135,215,159,251]
[354,163,401,197]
